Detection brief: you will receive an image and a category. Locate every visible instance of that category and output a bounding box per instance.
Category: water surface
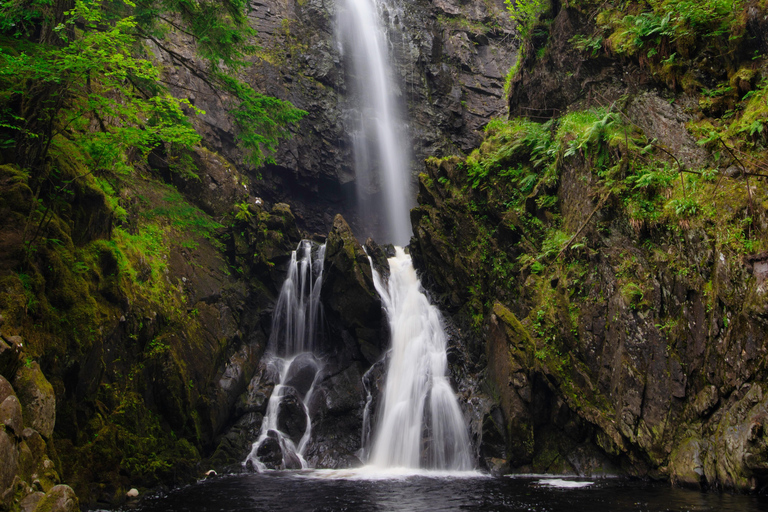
[132,471,768,512]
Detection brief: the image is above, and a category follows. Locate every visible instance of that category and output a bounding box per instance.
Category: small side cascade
[365,247,473,470]
[245,241,326,471]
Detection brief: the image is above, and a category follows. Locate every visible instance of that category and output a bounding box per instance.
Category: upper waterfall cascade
[338,0,412,245]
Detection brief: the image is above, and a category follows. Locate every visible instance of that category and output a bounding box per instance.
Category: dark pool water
[130,470,768,512]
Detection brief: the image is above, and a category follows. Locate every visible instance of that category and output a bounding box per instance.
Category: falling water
[338,0,412,245]
[366,248,473,470]
[245,241,326,471]
[269,241,326,356]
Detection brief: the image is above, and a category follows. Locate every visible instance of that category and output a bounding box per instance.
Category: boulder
[0,394,23,436]
[276,388,307,445]
[284,354,320,400]
[0,375,14,403]
[20,491,44,512]
[32,485,78,512]
[13,363,55,439]
[255,432,283,469]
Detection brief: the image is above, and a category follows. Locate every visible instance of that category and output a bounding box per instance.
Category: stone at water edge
[32,485,78,512]
[255,432,283,469]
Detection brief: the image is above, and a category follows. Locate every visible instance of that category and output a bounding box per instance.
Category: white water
[366,248,473,470]
[338,0,412,245]
[245,241,326,471]
[268,241,326,356]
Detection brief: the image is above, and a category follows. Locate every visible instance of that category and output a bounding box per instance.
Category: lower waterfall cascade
[365,247,473,471]
[244,241,326,471]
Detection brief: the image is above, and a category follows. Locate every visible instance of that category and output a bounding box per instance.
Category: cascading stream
[244,241,326,471]
[366,248,473,471]
[338,0,412,246]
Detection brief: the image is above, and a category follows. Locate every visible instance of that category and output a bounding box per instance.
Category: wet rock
[210,411,264,469]
[316,363,364,415]
[304,362,367,469]
[284,354,320,400]
[276,388,308,445]
[256,432,284,469]
[484,303,535,465]
[364,238,390,283]
[12,363,55,439]
[32,485,78,512]
[283,450,303,470]
[0,375,14,404]
[670,437,711,489]
[235,362,277,417]
[480,407,507,465]
[322,215,384,365]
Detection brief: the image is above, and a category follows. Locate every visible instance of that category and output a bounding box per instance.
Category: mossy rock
[13,363,55,439]
[32,485,78,512]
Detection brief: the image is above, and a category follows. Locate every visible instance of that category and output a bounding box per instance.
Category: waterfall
[268,241,326,356]
[366,248,473,470]
[338,0,412,245]
[245,241,326,471]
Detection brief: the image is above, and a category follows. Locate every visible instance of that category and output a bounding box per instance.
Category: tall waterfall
[338,0,412,245]
[367,248,473,470]
[245,241,326,471]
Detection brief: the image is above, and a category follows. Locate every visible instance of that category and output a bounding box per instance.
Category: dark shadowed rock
[256,432,283,469]
[364,238,390,283]
[284,354,320,400]
[321,215,383,365]
[276,388,308,445]
[235,362,278,418]
[0,336,22,379]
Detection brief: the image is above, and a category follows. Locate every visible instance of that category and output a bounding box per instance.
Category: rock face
[322,215,384,365]
[0,141,310,507]
[409,0,768,490]
[160,0,518,238]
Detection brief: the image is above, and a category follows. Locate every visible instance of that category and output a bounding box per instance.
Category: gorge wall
[158,0,518,238]
[4,0,768,510]
[410,0,768,492]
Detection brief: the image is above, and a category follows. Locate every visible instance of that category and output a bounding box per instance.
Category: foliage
[215,73,307,167]
[504,0,549,39]
[234,201,253,221]
[0,0,305,185]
